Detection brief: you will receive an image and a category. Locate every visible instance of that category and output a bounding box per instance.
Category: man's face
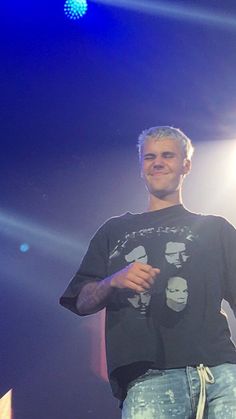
[128,291,151,314]
[140,138,190,199]
[125,246,148,264]
[166,276,188,312]
[165,241,189,268]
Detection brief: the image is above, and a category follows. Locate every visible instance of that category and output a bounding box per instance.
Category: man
[60,126,236,419]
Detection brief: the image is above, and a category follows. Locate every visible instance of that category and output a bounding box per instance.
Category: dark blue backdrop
[1,1,236,417]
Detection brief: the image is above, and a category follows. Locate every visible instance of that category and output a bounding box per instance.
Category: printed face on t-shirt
[124,245,148,264]
[111,229,196,316]
[125,246,151,315]
[165,276,188,312]
[127,291,152,315]
[165,241,189,268]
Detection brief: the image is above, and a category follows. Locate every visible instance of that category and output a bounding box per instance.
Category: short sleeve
[221,218,236,312]
[60,223,109,314]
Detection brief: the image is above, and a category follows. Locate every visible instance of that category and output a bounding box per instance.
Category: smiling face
[141,137,191,203]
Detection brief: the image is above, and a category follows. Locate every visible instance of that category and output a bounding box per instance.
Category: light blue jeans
[122,364,236,419]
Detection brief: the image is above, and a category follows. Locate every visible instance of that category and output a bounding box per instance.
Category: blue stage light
[20,243,30,253]
[64,0,88,19]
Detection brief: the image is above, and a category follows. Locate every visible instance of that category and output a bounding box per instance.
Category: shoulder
[184,210,236,238]
[105,211,134,225]
[199,213,235,229]
[92,212,135,238]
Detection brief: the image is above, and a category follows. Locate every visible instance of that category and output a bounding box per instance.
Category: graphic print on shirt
[109,225,198,316]
[164,242,189,269]
[165,276,188,312]
[109,226,196,262]
[124,245,152,315]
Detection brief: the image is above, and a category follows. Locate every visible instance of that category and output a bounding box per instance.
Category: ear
[183,158,191,175]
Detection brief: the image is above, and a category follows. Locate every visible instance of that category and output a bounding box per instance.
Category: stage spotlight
[64,0,88,19]
[20,243,30,253]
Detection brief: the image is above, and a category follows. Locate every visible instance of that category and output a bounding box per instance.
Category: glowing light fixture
[64,0,88,19]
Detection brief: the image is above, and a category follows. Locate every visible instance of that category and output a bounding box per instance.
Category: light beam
[91,0,236,30]
[0,210,85,263]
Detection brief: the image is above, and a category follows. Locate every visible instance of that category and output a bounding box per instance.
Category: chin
[152,189,170,199]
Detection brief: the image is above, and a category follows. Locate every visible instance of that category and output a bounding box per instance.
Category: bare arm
[76,262,160,315]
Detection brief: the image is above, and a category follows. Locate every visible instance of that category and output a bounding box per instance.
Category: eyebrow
[143,151,177,158]
[166,251,179,255]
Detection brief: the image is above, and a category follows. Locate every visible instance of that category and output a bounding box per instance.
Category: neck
[147,191,183,212]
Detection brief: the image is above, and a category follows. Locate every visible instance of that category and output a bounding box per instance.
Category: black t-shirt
[60,205,236,400]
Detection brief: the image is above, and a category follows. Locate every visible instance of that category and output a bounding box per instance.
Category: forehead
[168,277,187,287]
[166,242,186,253]
[142,137,182,155]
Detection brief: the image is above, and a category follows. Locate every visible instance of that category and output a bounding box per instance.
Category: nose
[152,156,165,169]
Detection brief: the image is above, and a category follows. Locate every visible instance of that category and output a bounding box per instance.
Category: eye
[143,154,155,160]
[162,152,175,158]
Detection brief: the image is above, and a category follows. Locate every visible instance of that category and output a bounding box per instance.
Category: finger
[137,268,159,282]
[151,268,161,279]
[137,263,155,273]
[136,264,160,279]
[125,281,148,293]
[128,271,153,286]
[127,274,152,290]
[131,265,155,280]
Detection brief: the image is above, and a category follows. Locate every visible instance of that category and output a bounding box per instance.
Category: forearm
[76,277,114,315]
[76,262,159,315]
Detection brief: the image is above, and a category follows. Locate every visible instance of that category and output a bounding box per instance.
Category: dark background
[1,0,236,417]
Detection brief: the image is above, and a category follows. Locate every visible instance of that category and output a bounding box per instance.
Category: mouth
[150,172,168,177]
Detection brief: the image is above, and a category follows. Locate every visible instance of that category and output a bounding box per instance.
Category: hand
[109,262,160,293]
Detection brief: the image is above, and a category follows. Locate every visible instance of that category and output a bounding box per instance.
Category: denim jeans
[122,364,236,419]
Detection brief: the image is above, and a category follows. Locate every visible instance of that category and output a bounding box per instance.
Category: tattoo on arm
[76,278,113,315]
